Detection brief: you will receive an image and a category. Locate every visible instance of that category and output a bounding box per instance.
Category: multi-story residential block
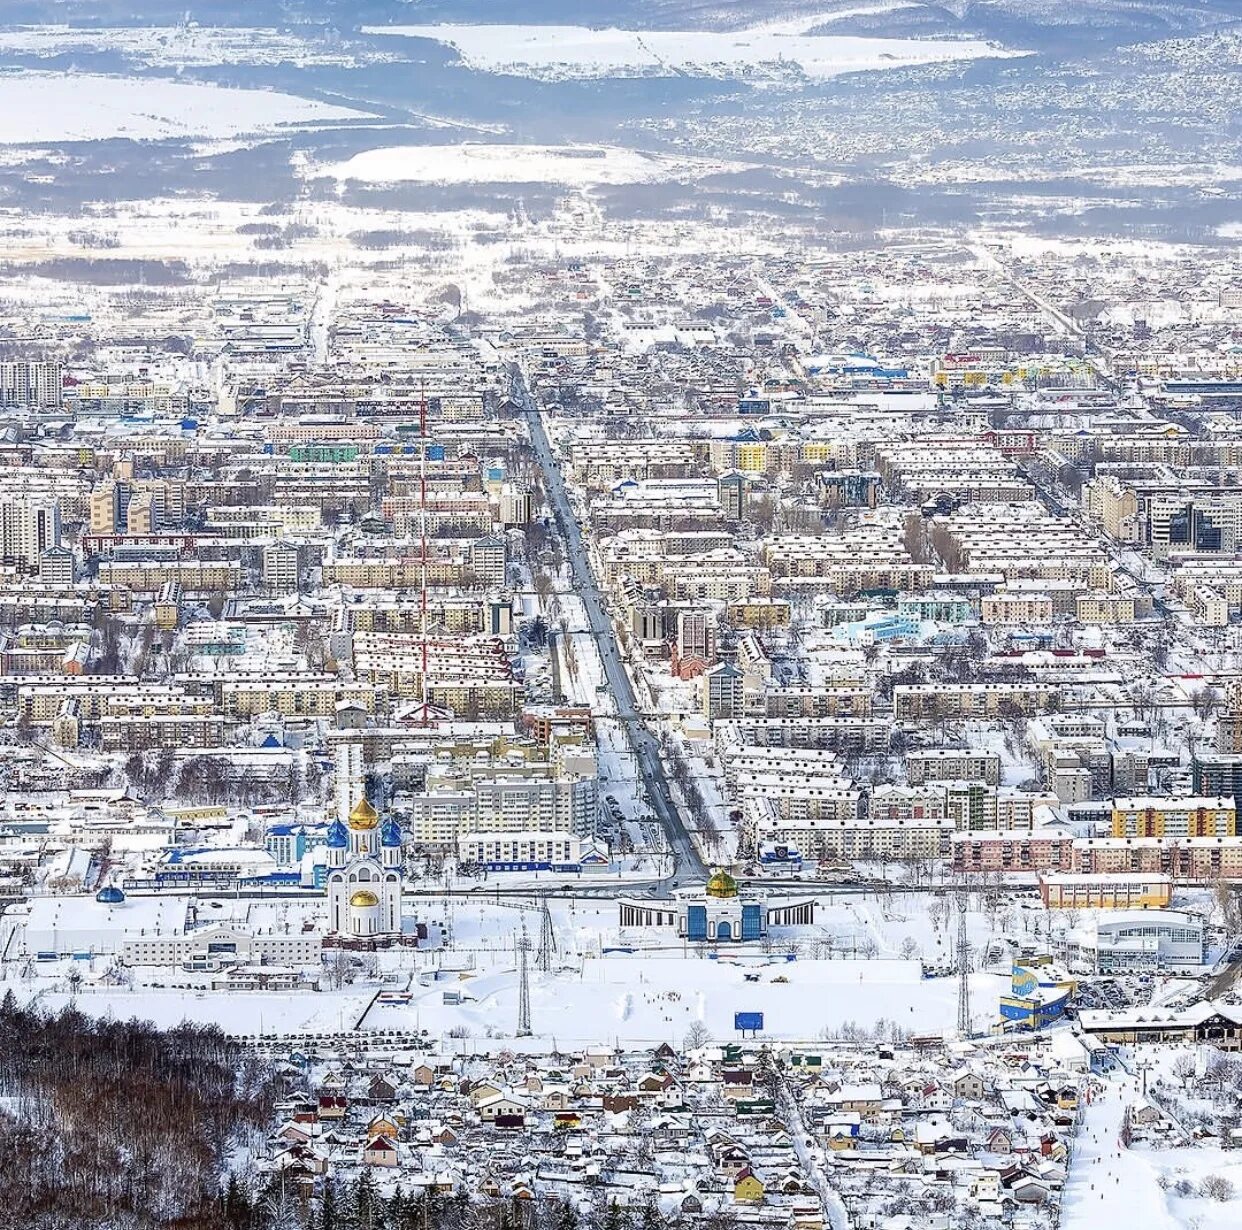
[952,831,1075,873]
[894,682,1058,721]
[0,360,61,408]
[753,810,953,860]
[907,749,1001,787]
[702,662,744,720]
[262,542,301,593]
[0,496,60,567]
[1109,795,1236,839]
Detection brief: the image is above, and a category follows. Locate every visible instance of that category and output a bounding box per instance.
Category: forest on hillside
[0,993,277,1229]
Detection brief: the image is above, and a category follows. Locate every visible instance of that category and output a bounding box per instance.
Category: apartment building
[702,662,744,721]
[736,778,864,824]
[262,542,301,593]
[322,554,481,589]
[456,832,587,868]
[894,682,1058,721]
[220,676,377,719]
[762,685,872,719]
[567,441,697,486]
[1110,795,1236,839]
[0,496,60,567]
[907,749,1001,787]
[407,762,597,850]
[870,781,999,831]
[98,560,241,595]
[1084,475,1141,543]
[17,678,213,724]
[981,591,1055,626]
[100,714,235,751]
[714,716,891,753]
[0,360,61,408]
[753,809,953,860]
[206,504,322,534]
[726,598,792,629]
[721,745,846,794]
[1076,592,1138,624]
[951,831,1075,873]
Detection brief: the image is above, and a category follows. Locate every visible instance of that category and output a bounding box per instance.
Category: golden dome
[350,889,379,908]
[705,869,738,899]
[349,797,379,830]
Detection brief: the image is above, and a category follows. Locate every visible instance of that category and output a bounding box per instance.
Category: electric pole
[516,918,532,1037]
[956,886,971,1038]
[536,896,556,973]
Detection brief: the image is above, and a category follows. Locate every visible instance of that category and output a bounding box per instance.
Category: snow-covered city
[0,2,1239,1229]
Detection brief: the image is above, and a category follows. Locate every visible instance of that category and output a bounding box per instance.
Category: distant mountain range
[5,0,1239,50]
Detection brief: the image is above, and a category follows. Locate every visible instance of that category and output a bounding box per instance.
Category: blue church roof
[326,819,349,848]
[381,816,403,847]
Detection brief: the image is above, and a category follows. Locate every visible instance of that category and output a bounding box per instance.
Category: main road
[514,372,708,883]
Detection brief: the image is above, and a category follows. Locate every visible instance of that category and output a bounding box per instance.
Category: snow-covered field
[369,17,1023,83]
[5,888,1022,1044]
[368,953,1005,1047]
[26,986,376,1034]
[320,143,742,187]
[0,72,371,144]
[0,24,401,68]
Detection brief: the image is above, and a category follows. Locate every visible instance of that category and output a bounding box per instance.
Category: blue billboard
[734,1012,764,1032]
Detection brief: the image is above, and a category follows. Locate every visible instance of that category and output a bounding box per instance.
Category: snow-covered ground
[320,143,743,187]
[0,24,402,68]
[21,985,376,1034]
[0,72,371,144]
[367,953,1004,1048]
[370,18,1024,83]
[1063,1061,1242,1230]
[4,889,1021,1043]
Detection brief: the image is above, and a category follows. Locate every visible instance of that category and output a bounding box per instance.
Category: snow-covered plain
[320,143,743,186]
[29,986,376,1034]
[367,954,1005,1047]
[0,73,371,144]
[367,18,1024,83]
[7,888,1022,1044]
[0,25,402,68]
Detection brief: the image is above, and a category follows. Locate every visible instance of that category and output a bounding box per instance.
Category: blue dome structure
[95,886,125,905]
[326,819,349,848]
[381,816,403,847]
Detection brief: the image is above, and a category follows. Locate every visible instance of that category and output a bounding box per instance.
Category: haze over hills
[4,0,1239,41]
[0,0,1235,239]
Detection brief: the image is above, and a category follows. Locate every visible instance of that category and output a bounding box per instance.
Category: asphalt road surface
[515,374,708,884]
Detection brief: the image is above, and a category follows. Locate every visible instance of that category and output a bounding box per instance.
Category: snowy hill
[6,0,1239,43]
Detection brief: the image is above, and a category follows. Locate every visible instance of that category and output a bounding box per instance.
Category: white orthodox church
[325,797,404,939]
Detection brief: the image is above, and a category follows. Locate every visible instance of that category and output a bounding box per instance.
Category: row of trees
[247,1177,742,1230]
[666,743,724,859]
